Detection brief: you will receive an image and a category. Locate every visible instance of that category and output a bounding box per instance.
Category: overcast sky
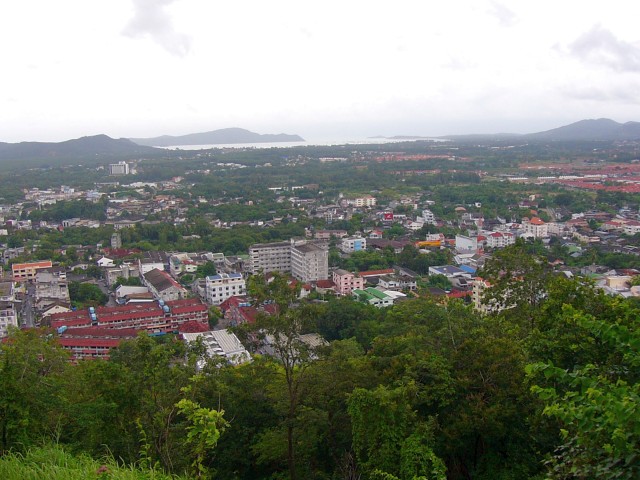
[1,1,639,142]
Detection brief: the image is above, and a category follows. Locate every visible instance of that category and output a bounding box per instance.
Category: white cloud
[123,0,190,57]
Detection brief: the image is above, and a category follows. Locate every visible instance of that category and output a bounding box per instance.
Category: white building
[182,330,251,367]
[455,235,478,252]
[421,209,437,225]
[340,236,367,253]
[109,161,130,175]
[521,217,549,239]
[205,273,246,306]
[249,241,292,274]
[485,232,516,248]
[291,243,329,283]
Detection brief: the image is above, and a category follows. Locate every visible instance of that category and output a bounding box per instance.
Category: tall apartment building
[109,161,130,175]
[205,273,246,305]
[291,243,328,283]
[249,241,292,274]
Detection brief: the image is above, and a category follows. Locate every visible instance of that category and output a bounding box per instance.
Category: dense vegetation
[1,245,639,479]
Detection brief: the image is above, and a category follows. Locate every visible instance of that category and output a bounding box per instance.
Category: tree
[528,308,640,479]
[0,328,68,452]
[176,396,228,479]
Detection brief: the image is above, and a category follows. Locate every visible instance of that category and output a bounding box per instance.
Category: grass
[0,444,186,480]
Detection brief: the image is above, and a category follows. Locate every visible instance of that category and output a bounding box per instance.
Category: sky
[1,0,639,143]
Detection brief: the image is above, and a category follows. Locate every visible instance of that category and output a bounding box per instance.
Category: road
[20,283,36,328]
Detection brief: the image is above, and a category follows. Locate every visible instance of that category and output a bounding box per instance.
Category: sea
[159,137,445,151]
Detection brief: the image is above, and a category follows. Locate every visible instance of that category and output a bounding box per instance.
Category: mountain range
[1,120,639,163]
[0,135,159,162]
[129,127,305,147]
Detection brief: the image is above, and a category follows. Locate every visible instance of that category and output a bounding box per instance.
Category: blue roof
[460,265,477,274]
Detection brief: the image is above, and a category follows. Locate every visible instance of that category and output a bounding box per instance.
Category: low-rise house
[143,268,188,302]
[352,287,394,308]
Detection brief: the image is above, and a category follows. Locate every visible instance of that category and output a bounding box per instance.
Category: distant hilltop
[441,118,640,142]
[0,134,160,162]
[130,127,305,147]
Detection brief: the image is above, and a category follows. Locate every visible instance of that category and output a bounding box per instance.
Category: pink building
[332,269,364,296]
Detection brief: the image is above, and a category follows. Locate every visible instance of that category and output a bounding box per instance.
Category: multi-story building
[12,260,53,281]
[455,235,478,252]
[341,236,367,253]
[521,217,549,239]
[205,273,246,305]
[332,269,364,295]
[249,241,292,274]
[485,232,516,248]
[421,209,437,225]
[50,298,208,333]
[346,195,376,208]
[57,327,138,362]
[0,301,18,338]
[291,243,328,283]
[109,161,130,175]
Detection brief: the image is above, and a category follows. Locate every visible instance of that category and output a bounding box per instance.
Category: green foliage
[176,396,228,479]
[0,443,186,480]
[69,281,107,308]
[528,308,640,479]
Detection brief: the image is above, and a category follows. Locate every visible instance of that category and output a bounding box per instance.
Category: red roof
[358,269,394,277]
[315,280,335,289]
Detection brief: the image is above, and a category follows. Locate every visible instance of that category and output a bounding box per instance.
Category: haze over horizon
[2,1,639,143]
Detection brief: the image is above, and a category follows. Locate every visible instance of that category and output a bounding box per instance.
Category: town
[1,134,640,479]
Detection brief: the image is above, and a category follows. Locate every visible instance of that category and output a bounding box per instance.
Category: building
[0,301,18,338]
[110,232,122,249]
[249,241,292,274]
[455,235,478,252]
[332,269,364,295]
[50,298,208,333]
[522,217,549,238]
[182,330,251,367]
[138,251,169,275]
[143,268,188,301]
[346,195,376,207]
[109,161,130,175]
[291,243,328,283]
[35,267,70,312]
[205,273,246,305]
[12,260,53,281]
[485,232,516,248]
[352,287,394,308]
[421,209,437,225]
[340,236,367,253]
[57,327,138,361]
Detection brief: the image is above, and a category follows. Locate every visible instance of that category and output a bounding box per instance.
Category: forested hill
[0,134,161,161]
[526,118,640,141]
[129,127,304,146]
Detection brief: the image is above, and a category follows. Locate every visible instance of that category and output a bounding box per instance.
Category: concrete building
[455,235,478,252]
[249,241,292,274]
[182,330,251,367]
[205,273,246,306]
[143,268,188,302]
[109,161,130,175]
[291,243,328,283]
[485,232,516,248]
[522,217,549,239]
[51,298,208,333]
[110,232,122,249]
[12,260,53,281]
[0,301,18,338]
[332,269,364,296]
[341,236,367,253]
